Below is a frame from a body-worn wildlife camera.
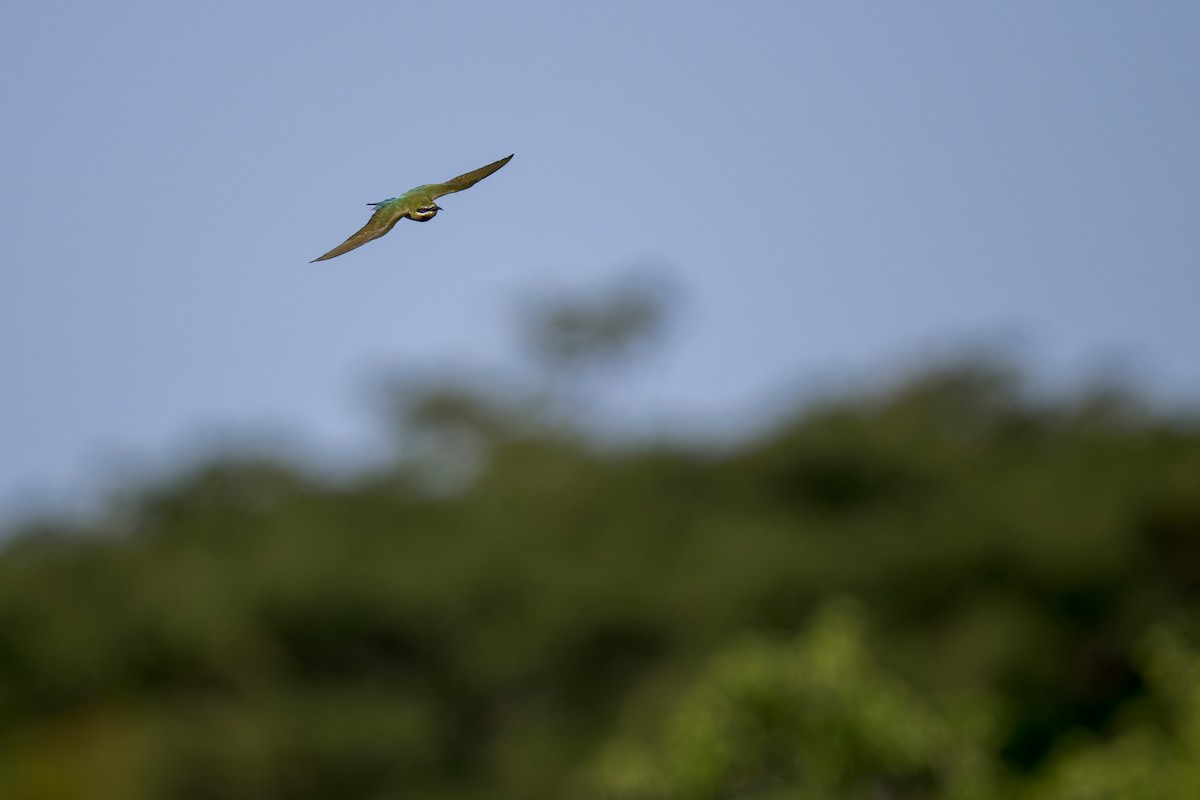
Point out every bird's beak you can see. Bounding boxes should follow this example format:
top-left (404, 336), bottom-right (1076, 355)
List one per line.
top-left (434, 205), bottom-right (443, 211)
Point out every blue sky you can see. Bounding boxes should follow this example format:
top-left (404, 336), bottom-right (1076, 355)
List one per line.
top-left (2, 2), bottom-right (1198, 518)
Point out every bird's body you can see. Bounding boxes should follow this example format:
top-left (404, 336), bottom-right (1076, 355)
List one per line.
top-left (311, 154), bottom-right (513, 262)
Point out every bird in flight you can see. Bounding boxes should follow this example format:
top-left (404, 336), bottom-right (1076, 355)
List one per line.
top-left (311, 154), bottom-right (513, 262)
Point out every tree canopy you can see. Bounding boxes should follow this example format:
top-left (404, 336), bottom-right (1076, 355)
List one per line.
top-left (2, 288), bottom-right (1198, 799)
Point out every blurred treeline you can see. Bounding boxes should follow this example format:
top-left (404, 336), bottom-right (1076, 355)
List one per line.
top-left (2, 283), bottom-right (1200, 800)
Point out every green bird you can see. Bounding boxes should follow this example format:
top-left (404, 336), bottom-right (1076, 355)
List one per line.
top-left (311, 154), bottom-right (513, 263)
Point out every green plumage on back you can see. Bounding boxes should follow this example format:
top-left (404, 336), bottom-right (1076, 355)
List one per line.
top-left (311, 154), bottom-right (513, 263)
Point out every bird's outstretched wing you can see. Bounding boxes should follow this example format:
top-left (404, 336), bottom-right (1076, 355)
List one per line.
top-left (311, 201), bottom-right (406, 262)
top-left (428, 154), bottom-right (514, 199)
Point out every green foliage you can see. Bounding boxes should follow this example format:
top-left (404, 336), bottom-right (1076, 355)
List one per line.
top-left (583, 601), bottom-right (1005, 800)
top-left (1, 304), bottom-right (1199, 799)
top-left (1027, 629), bottom-right (1200, 800)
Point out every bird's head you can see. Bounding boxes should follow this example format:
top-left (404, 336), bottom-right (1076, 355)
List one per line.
top-left (410, 200), bottom-right (442, 222)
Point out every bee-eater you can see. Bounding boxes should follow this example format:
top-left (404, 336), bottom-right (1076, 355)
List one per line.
top-left (311, 154), bottom-right (513, 263)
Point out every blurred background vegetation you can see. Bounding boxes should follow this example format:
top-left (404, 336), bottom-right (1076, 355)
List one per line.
top-left (2, 280), bottom-right (1199, 800)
